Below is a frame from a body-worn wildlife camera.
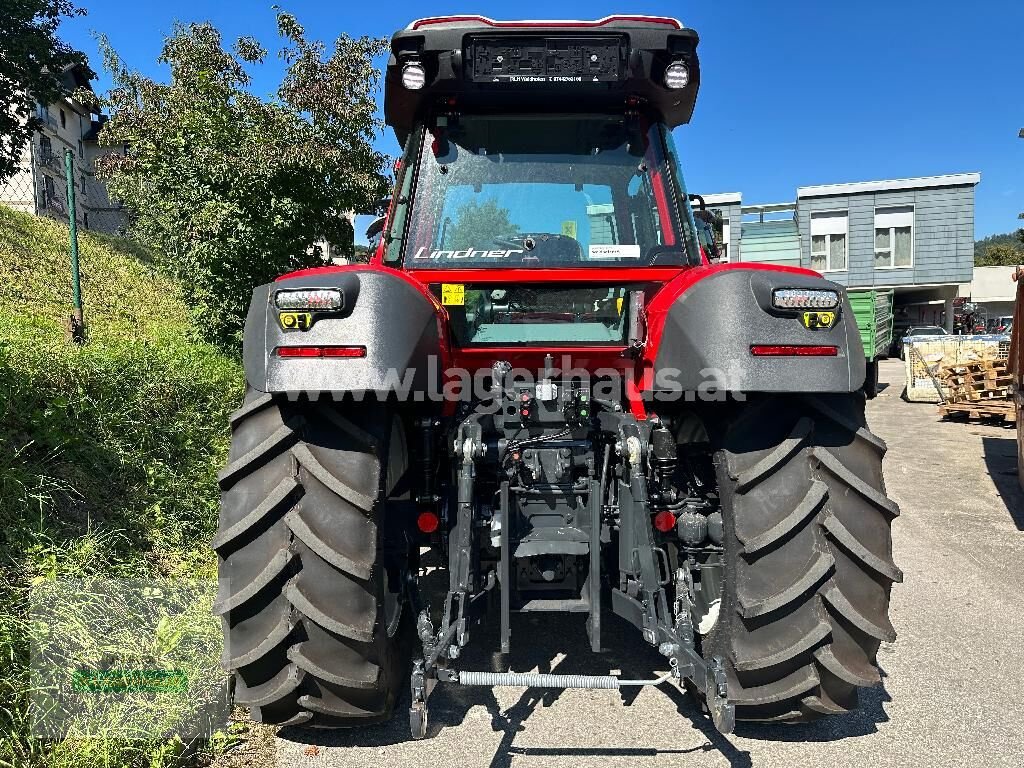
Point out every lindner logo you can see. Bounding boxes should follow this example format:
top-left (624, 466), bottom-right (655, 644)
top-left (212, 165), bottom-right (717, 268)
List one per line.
top-left (412, 247), bottom-right (525, 261)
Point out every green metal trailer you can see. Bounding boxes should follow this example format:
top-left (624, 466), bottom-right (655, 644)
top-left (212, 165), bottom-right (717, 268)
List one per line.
top-left (847, 288), bottom-right (894, 398)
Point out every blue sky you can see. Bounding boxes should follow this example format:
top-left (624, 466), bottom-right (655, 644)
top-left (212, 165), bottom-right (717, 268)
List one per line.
top-left (59, 1), bottom-right (1023, 238)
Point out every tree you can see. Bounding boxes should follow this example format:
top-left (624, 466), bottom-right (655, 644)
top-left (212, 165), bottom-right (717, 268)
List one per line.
top-left (444, 198), bottom-right (519, 250)
top-left (975, 244), bottom-right (1024, 268)
top-left (95, 13), bottom-right (390, 343)
top-left (0, 0), bottom-right (92, 182)
top-left (975, 231), bottom-right (1023, 259)
top-left (352, 243), bottom-right (373, 263)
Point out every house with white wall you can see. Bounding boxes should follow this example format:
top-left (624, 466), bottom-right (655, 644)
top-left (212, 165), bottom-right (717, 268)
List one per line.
top-left (0, 64), bottom-right (126, 233)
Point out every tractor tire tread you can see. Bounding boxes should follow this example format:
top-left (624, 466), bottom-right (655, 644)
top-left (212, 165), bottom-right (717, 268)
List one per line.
top-left (217, 387), bottom-right (407, 726)
top-left (707, 393), bottom-right (899, 723)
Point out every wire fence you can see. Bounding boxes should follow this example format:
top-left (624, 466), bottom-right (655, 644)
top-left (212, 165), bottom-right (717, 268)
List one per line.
top-left (0, 142), bottom-right (128, 237)
top-left (0, 142), bottom-right (129, 341)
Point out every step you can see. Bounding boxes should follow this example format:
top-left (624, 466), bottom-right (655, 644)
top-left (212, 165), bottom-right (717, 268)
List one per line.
top-left (515, 598), bottom-right (590, 613)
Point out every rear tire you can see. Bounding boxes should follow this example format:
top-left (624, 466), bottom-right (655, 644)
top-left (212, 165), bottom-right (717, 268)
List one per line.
top-left (705, 393), bottom-right (901, 722)
top-left (863, 360), bottom-right (879, 399)
top-left (214, 387), bottom-right (412, 727)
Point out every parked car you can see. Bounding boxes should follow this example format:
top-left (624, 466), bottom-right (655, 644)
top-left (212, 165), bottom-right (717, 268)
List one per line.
top-left (987, 315), bottom-right (1014, 334)
top-left (897, 325), bottom-right (950, 360)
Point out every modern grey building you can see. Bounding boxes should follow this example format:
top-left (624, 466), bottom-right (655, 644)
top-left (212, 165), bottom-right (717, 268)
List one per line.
top-left (705, 173), bottom-right (981, 330)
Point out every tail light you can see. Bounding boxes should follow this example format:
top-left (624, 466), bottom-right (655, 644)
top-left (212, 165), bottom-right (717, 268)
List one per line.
top-left (275, 346), bottom-right (367, 358)
top-left (750, 345), bottom-right (838, 357)
top-left (771, 288), bottom-right (840, 310)
top-left (275, 289), bottom-right (344, 311)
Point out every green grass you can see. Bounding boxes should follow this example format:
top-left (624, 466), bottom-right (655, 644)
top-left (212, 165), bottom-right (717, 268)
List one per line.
top-left (0, 206), bottom-right (245, 767)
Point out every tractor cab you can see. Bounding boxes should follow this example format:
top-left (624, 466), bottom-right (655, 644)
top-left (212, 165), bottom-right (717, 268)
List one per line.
top-left (377, 15), bottom-right (704, 352)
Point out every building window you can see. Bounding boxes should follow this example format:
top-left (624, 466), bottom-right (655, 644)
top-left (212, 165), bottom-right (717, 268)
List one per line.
top-left (875, 206), bottom-right (914, 268)
top-left (43, 175), bottom-right (56, 205)
top-left (810, 211), bottom-right (848, 272)
top-left (60, 109), bottom-right (66, 129)
top-left (39, 135), bottom-right (53, 163)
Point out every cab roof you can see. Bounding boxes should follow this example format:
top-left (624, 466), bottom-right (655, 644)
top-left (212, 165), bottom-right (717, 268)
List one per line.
top-left (405, 15), bottom-right (685, 31)
top-left (385, 15), bottom-right (700, 146)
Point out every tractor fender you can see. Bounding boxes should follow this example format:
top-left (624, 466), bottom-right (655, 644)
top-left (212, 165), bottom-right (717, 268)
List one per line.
top-left (644, 265), bottom-right (866, 394)
top-left (243, 267), bottom-right (445, 398)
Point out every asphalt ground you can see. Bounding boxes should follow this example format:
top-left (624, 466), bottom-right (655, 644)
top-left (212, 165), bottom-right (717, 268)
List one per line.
top-left (261, 359), bottom-right (1024, 768)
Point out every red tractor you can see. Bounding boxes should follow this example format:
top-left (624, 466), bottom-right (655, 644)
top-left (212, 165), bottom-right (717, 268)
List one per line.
top-left (215, 15), bottom-right (900, 738)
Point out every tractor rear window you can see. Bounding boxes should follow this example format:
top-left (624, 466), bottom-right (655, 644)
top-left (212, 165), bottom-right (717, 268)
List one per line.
top-left (399, 115), bottom-right (699, 268)
top-left (439, 284), bottom-right (632, 346)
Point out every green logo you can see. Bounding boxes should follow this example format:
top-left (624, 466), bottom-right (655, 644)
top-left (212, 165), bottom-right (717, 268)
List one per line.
top-left (71, 669), bottom-right (188, 693)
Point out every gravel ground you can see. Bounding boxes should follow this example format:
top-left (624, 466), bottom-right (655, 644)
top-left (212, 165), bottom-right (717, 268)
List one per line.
top-left (256, 359), bottom-right (1024, 768)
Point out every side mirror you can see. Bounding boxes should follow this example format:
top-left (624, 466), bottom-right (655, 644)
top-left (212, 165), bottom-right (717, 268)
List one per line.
top-left (365, 216), bottom-right (386, 241)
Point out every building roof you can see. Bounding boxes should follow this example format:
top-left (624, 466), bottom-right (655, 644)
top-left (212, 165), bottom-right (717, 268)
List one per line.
top-left (701, 192), bottom-right (742, 205)
top-left (741, 202), bottom-right (796, 215)
top-left (797, 173), bottom-right (981, 199)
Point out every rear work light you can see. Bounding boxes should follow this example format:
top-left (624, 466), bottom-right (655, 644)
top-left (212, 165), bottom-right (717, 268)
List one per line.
top-left (772, 288), bottom-right (840, 310)
top-left (275, 346), bottom-right (366, 358)
top-left (275, 289), bottom-right (343, 311)
top-left (401, 61), bottom-right (427, 90)
top-left (751, 345), bottom-right (838, 357)
top-left (663, 62), bottom-right (690, 90)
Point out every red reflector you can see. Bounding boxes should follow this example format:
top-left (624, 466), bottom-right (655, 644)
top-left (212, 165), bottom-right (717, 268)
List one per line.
top-left (275, 346), bottom-right (367, 358)
top-left (322, 346), bottom-right (367, 358)
top-left (653, 511), bottom-right (676, 533)
top-left (417, 511), bottom-right (440, 534)
top-left (275, 346), bottom-right (321, 358)
top-left (750, 345), bottom-right (838, 357)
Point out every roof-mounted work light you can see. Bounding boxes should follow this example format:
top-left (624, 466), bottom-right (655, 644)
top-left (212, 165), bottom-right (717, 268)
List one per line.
top-left (664, 61), bottom-right (690, 90)
top-left (402, 61), bottom-right (427, 90)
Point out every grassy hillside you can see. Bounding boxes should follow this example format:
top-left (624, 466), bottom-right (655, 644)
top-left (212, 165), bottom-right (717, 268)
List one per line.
top-left (0, 206), bottom-right (244, 767)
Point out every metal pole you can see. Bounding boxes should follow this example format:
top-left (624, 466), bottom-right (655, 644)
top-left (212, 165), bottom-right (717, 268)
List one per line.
top-left (64, 149), bottom-right (85, 343)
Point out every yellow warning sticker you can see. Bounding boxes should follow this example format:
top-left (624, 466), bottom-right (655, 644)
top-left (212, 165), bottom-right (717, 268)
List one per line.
top-left (561, 220), bottom-right (578, 239)
top-left (278, 311), bottom-right (312, 331)
top-left (801, 311), bottom-right (836, 329)
top-left (441, 284), bottom-right (465, 306)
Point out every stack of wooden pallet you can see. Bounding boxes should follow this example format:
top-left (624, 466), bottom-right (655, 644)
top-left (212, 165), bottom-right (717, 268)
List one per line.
top-left (937, 359), bottom-right (1016, 423)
